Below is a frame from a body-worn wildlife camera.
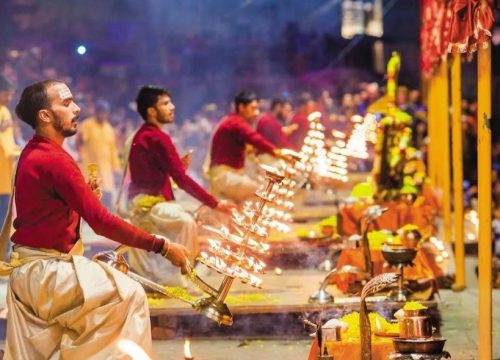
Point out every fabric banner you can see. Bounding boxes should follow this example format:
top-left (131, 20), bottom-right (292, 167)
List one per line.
top-left (420, 0), bottom-right (453, 76)
top-left (421, 0), bottom-right (495, 75)
top-left (448, 0), bottom-right (494, 53)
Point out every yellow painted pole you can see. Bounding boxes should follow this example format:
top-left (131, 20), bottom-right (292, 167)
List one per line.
top-left (434, 74), bottom-right (442, 190)
top-left (437, 59), bottom-right (452, 244)
top-left (451, 53), bottom-right (465, 290)
top-left (427, 75), bottom-right (437, 186)
top-left (477, 43), bottom-right (492, 360)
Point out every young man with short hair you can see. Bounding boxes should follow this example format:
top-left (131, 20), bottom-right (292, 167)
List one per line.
top-left (126, 85), bottom-right (233, 286)
top-left (208, 91), bottom-right (284, 202)
top-left (1, 80), bottom-right (189, 359)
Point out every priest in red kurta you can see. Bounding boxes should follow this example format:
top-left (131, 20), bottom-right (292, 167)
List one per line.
top-left (288, 92), bottom-right (317, 150)
top-left (256, 98), bottom-right (295, 148)
top-left (208, 91), bottom-right (281, 202)
top-left (0, 80), bottom-right (190, 359)
top-left (125, 85), bottom-right (233, 286)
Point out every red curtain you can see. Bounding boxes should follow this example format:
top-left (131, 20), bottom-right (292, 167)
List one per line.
top-left (420, 0), bottom-right (453, 76)
top-left (420, 0), bottom-right (494, 76)
top-left (448, 0), bottom-right (494, 53)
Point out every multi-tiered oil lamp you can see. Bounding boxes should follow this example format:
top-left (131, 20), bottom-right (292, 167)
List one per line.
top-left (93, 162), bottom-right (293, 326)
top-left (242, 151), bottom-right (304, 234)
top-left (194, 165), bottom-right (285, 325)
top-left (299, 112), bottom-right (348, 183)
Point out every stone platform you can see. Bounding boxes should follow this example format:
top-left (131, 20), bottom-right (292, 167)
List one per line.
top-left (147, 269), bottom-right (438, 339)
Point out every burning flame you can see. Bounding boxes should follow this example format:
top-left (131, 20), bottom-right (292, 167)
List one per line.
top-left (197, 160), bottom-right (297, 294)
top-left (429, 236), bottom-right (450, 263)
top-left (332, 130), bottom-right (346, 139)
top-left (307, 111), bottom-right (322, 121)
top-left (198, 252), bottom-right (264, 287)
top-left (299, 112), bottom-right (351, 182)
top-left (184, 338), bottom-right (193, 359)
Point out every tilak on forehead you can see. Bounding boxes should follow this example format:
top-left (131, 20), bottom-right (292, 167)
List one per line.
top-left (58, 85), bottom-right (72, 100)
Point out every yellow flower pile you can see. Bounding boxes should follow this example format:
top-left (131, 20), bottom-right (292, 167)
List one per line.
top-left (367, 230), bottom-right (395, 250)
top-left (146, 287), bottom-right (281, 307)
top-left (147, 286), bottom-right (197, 307)
top-left (339, 311), bottom-right (399, 340)
top-left (350, 182), bottom-right (375, 200)
top-left (225, 293), bottom-right (279, 304)
top-left (402, 301), bottom-right (427, 311)
top-left (400, 224), bottom-right (419, 231)
top-left (132, 194), bottom-right (165, 210)
top-left (296, 225), bottom-right (322, 239)
top-left (147, 297), bottom-right (167, 307)
top-left (319, 215), bottom-right (337, 228)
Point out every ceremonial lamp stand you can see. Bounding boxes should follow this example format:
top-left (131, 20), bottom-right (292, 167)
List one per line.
top-left (93, 165), bottom-right (286, 326)
top-left (194, 165), bottom-right (285, 325)
top-left (308, 205), bottom-right (387, 304)
top-left (381, 247), bottom-right (417, 301)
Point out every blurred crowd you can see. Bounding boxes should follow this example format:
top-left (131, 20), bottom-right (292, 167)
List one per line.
top-left (0, 46), bottom-right (495, 230)
top-left (0, 56), bottom-right (417, 199)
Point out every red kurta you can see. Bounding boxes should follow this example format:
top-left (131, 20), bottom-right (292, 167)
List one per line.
top-left (210, 113), bottom-right (276, 169)
top-left (129, 124), bottom-right (218, 208)
top-left (288, 112), bottom-right (309, 150)
top-left (12, 135), bottom-right (163, 253)
top-left (256, 113), bottom-right (290, 148)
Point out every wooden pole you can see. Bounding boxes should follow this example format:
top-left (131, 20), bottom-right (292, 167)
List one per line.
top-left (427, 75), bottom-right (438, 186)
top-left (437, 59), bottom-right (452, 244)
top-left (477, 43), bottom-right (492, 360)
top-left (451, 53), bottom-right (465, 290)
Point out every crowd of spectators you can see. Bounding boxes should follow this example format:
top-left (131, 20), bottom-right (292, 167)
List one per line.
top-left (0, 23), bottom-right (493, 220)
top-left (5, 42), bottom-right (500, 250)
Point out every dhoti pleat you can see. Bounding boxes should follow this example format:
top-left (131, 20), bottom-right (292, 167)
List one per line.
top-left (208, 165), bottom-right (259, 202)
top-left (128, 199), bottom-right (197, 286)
top-left (4, 247), bottom-right (152, 360)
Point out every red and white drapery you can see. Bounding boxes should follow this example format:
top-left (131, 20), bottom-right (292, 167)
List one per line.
top-left (420, 0), bottom-right (453, 76)
top-left (420, 0), bottom-right (495, 76)
top-left (448, 0), bottom-right (495, 53)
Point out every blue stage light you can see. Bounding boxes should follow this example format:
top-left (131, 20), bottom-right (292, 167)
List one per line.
top-left (76, 45), bottom-right (87, 55)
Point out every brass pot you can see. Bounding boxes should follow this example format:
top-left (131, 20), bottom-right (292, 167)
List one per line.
top-left (399, 309), bottom-right (432, 338)
top-left (393, 337), bottom-right (446, 354)
top-left (381, 247), bottom-right (417, 265)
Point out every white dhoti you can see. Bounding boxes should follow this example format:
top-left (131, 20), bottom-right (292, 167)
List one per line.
top-left (127, 195), bottom-right (198, 286)
top-left (174, 189), bottom-right (231, 229)
top-left (2, 241), bottom-right (152, 360)
top-left (208, 165), bottom-right (259, 203)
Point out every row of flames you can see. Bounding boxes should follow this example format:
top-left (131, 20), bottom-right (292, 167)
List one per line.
top-left (175, 114), bottom-right (377, 358)
top-left (198, 159), bottom-right (303, 288)
top-left (299, 111), bottom-right (378, 183)
top-left (188, 111), bottom-right (378, 301)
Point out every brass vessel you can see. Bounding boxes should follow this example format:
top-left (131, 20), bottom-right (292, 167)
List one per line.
top-left (398, 309), bottom-right (432, 338)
